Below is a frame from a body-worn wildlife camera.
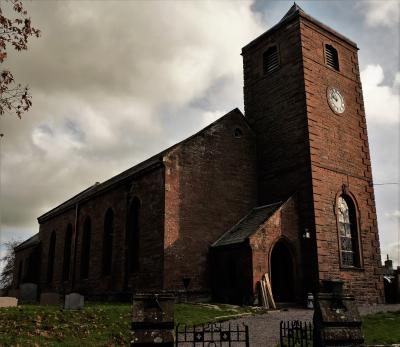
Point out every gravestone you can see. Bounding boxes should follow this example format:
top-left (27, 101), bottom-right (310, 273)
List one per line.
top-left (0, 297), bottom-right (18, 307)
top-left (40, 292), bottom-right (60, 305)
top-left (19, 283), bottom-right (38, 304)
top-left (64, 293), bottom-right (84, 310)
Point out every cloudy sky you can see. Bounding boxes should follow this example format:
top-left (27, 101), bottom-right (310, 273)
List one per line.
top-left (0, 0), bottom-right (399, 268)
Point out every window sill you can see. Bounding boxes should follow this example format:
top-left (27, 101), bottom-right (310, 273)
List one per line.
top-left (340, 265), bottom-right (364, 272)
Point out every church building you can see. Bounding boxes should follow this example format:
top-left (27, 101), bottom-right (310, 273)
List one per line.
top-left (13, 4), bottom-right (384, 304)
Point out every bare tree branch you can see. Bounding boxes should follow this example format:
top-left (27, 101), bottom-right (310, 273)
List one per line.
top-left (0, 0), bottom-right (40, 119)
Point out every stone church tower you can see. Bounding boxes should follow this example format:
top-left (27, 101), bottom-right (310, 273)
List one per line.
top-left (242, 4), bottom-right (383, 301)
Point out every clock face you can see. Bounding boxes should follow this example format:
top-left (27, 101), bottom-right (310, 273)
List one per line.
top-left (327, 87), bottom-right (345, 114)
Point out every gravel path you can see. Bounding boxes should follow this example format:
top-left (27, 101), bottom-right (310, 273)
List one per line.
top-left (225, 304), bottom-right (400, 347)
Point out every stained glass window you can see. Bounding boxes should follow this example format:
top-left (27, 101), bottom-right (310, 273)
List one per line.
top-left (338, 196), bottom-right (358, 267)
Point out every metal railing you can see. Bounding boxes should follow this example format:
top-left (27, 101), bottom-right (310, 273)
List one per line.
top-left (175, 322), bottom-right (249, 347)
top-left (279, 320), bottom-right (313, 347)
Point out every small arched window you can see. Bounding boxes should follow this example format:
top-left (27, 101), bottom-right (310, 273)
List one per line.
top-left (127, 197), bottom-right (140, 273)
top-left (63, 224), bottom-right (73, 281)
top-left (325, 44), bottom-right (339, 71)
top-left (80, 217), bottom-right (91, 279)
top-left (263, 46), bottom-right (279, 74)
top-left (102, 208), bottom-right (114, 276)
top-left (337, 195), bottom-right (360, 267)
top-left (47, 231), bottom-right (56, 283)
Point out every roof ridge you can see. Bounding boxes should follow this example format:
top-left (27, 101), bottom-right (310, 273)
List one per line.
top-left (212, 202), bottom-right (284, 247)
top-left (14, 233), bottom-right (40, 251)
top-left (253, 201), bottom-right (283, 210)
top-left (279, 2), bottom-right (305, 23)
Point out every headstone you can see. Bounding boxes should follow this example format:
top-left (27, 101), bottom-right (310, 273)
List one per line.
top-left (19, 283), bottom-right (38, 304)
top-left (64, 293), bottom-right (84, 310)
top-left (313, 280), bottom-right (364, 346)
top-left (0, 297), bottom-right (18, 308)
top-left (131, 292), bottom-right (175, 346)
top-left (40, 292), bottom-right (60, 305)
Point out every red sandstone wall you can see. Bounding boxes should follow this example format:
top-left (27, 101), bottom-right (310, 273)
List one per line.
top-left (250, 197), bottom-right (302, 301)
top-left (38, 166), bottom-right (165, 297)
top-left (39, 208), bottom-right (75, 292)
top-left (242, 18), bottom-right (318, 295)
top-left (163, 109), bottom-right (257, 294)
top-left (300, 16), bottom-right (384, 303)
top-left (13, 245), bottom-right (41, 287)
top-left (242, 20), bottom-right (311, 205)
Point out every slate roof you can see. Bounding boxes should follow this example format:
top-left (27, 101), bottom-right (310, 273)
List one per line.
top-left (212, 202), bottom-right (282, 247)
top-left (14, 233), bottom-right (40, 251)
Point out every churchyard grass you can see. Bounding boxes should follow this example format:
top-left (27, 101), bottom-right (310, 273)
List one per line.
top-left (0, 304), bottom-right (398, 346)
top-left (362, 310), bottom-right (400, 345)
top-left (0, 302), bottom-right (262, 346)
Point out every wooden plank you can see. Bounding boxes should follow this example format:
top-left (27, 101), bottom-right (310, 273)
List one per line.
top-left (259, 280), bottom-right (269, 309)
top-left (262, 279), bottom-right (270, 309)
top-left (263, 273), bottom-right (276, 309)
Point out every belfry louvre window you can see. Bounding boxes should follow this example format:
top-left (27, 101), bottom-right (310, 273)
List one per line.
top-left (337, 195), bottom-right (360, 267)
top-left (325, 44), bottom-right (339, 71)
top-left (263, 46), bottom-right (279, 74)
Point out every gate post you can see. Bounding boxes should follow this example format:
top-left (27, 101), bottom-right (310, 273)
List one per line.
top-left (131, 292), bottom-right (175, 346)
top-left (313, 280), bottom-right (363, 346)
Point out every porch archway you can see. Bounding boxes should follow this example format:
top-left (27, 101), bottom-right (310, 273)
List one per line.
top-left (270, 240), bottom-right (295, 302)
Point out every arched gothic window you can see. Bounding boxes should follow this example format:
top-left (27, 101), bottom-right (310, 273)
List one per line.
top-left (80, 217), bottom-right (91, 279)
top-left (102, 209), bottom-right (114, 276)
top-left (127, 197), bottom-right (140, 273)
top-left (47, 231), bottom-right (56, 283)
top-left (337, 195), bottom-right (360, 267)
top-left (62, 224), bottom-right (73, 281)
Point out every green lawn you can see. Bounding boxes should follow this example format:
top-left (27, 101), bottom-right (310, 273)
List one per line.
top-left (0, 303), bottom-right (262, 346)
top-left (363, 310), bottom-right (400, 345)
top-left (0, 304), bottom-right (398, 346)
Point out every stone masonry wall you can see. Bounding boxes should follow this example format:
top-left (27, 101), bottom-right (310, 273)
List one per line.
top-left (299, 16), bottom-right (384, 303)
top-left (163, 109), bottom-right (258, 294)
top-left (242, 18), bottom-right (319, 295)
top-left (38, 166), bottom-right (165, 297)
top-left (250, 196), bottom-right (302, 301)
top-left (14, 244), bottom-right (41, 287)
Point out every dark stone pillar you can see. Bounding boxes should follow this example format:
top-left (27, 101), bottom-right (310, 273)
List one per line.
top-left (131, 293), bottom-right (174, 346)
top-left (313, 280), bottom-right (364, 346)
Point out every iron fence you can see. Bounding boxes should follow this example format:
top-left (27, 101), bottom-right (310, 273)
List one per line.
top-left (279, 320), bottom-right (313, 347)
top-left (175, 322), bottom-right (249, 347)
